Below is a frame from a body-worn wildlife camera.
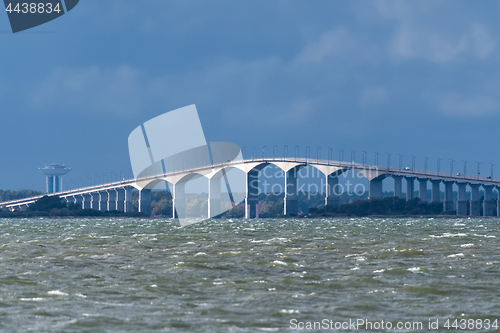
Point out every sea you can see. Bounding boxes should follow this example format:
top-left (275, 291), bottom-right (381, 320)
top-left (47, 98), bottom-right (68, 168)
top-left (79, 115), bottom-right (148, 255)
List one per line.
top-left (0, 217), bottom-right (498, 332)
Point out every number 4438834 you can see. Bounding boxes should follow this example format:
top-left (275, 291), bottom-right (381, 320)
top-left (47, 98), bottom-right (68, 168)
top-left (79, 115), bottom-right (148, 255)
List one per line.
top-left (5, 3), bottom-right (61, 14)
top-left (444, 319), bottom-right (498, 330)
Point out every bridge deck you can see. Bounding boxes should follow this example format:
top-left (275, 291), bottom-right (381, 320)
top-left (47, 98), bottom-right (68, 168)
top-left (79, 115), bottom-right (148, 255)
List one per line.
top-left (1, 158), bottom-right (500, 210)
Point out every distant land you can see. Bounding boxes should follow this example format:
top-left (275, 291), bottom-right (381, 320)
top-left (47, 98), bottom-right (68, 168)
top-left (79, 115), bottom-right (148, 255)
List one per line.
top-left (0, 190), bottom-right (476, 218)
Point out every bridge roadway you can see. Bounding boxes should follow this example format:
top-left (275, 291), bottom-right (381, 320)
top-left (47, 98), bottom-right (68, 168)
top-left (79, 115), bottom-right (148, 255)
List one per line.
top-left (2, 158), bottom-right (500, 217)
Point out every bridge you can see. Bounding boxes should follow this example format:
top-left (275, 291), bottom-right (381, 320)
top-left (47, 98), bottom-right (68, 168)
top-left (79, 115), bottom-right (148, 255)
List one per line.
top-left (2, 156), bottom-right (500, 218)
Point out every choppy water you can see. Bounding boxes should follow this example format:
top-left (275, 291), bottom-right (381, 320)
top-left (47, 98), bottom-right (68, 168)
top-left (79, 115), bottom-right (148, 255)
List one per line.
top-left (0, 217), bottom-right (499, 332)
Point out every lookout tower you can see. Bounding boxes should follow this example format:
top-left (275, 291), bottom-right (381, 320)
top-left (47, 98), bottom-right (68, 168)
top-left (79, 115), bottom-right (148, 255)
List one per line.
top-left (39, 164), bottom-right (71, 194)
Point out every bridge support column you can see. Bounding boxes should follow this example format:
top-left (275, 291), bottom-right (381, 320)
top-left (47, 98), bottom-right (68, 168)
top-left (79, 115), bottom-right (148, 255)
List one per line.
top-left (393, 175), bottom-right (403, 198)
top-left (443, 181), bottom-right (454, 211)
top-left (82, 194), bottom-right (91, 209)
top-left (73, 195), bottom-right (83, 209)
top-left (456, 182), bottom-right (467, 216)
top-left (107, 189), bottom-right (117, 211)
top-left (90, 193), bottom-right (99, 210)
top-left (418, 178), bottom-right (428, 203)
top-left (139, 189), bottom-right (152, 216)
top-left (116, 188), bottom-right (125, 212)
top-left (284, 168), bottom-right (299, 215)
top-left (483, 185), bottom-right (494, 217)
top-left (173, 183), bottom-right (186, 218)
top-left (125, 187), bottom-right (133, 213)
top-left (209, 177), bottom-right (222, 218)
top-left (99, 191), bottom-right (108, 212)
top-left (497, 187), bottom-right (500, 217)
top-left (469, 184), bottom-right (480, 216)
top-left (325, 174), bottom-right (340, 208)
top-left (369, 177), bottom-right (384, 200)
top-left (245, 171), bottom-right (259, 218)
top-left (430, 180), bottom-right (441, 203)
top-left (405, 177), bottom-right (415, 201)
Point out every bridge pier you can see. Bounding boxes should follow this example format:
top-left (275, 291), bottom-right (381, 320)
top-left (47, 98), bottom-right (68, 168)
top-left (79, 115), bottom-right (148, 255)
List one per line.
top-left (173, 183), bottom-right (186, 218)
top-left (125, 187), bottom-right (133, 213)
top-left (99, 191), bottom-right (108, 212)
top-left (73, 195), bottom-right (83, 209)
top-left (483, 185), bottom-right (494, 217)
top-left (116, 188), bottom-right (125, 212)
top-left (90, 193), bottom-right (99, 210)
top-left (107, 189), bottom-right (117, 211)
top-left (497, 187), bottom-right (500, 217)
top-left (456, 182), bottom-right (467, 216)
top-left (443, 181), bottom-right (454, 212)
top-left (469, 184), bottom-right (481, 216)
top-left (209, 177), bottom-right (222, 218)
top-left (418, 178), bottom-right (428, 203)
top-left (245, 171), bottom-right (259, 218)
top-left (325, 174), bottom-right (340, 208)
top-left (430, 180), bottom-right (441, 203)
top-left (139, 189), bottom-right (152, 216)
top-left (369, 176), bottom-right (384, 199)
top-left (405, 177), bottom-right (415, 200)
top-left (393, 175), bottom-right (403, 198)
top-left (82, 193), bottom-right (91, 209)
top-left (284, 168), bottom-right (299, 215)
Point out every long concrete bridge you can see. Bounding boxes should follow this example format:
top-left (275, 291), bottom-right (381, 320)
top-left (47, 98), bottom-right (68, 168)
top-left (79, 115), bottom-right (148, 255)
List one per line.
top-left (2, 157), bottom-right (500, 217)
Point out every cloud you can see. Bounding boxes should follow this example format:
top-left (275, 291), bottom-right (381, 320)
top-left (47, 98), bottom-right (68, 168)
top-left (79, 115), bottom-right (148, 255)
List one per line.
top-left (359, 87), bottom-right (388, 108)
top-left (390, 24), bottom-right (496, 63)
top-left (295, 28), bottom-right (356, 64)
top-left (31, 66), bottom-right (143, 117)
top-left (435, 94), bottom-right (499, 117)
top-left (374, 1), bottom-right (497, 63)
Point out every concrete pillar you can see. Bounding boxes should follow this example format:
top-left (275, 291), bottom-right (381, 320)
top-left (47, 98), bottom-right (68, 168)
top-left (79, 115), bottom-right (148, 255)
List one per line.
top-left (99, 191), bottom-right (108, 211)
top-left (125, 187), bottom-right (133, 213)
top-left (325, 173), bottom-right (340, 207)
top-left (245, 171), bottom-right (259, 218)
top-left (405, 177), bottom-right (415, 201)
top-left (369, 177), bottom-right (384, 199)
top-left (456, 182), bottom-right (467, 216)
top-left (116, 188), bottom-right (125, 212)
top-left (107, 189), bottom-right (117, 211)
top-left (497, 187), bottom-right (500, 217)
top-left (483, 185), bottom-right (494, 217)
top-left (47, 176), bottom-right (54, 194)
top-left (418, 178), bottom-right (428, 203)
top-left (90, 193), bottom-right (100, 210)
top-left (82, 194), bottom-right (91, 209)
top-left (54, 176), bottom-right (61, 193)
top-left (73, 195), bottom-right (83, 209)
top-left (430, 180), bottom-right (441, 203)
top-left (284, 168), bottom-right (299, 215)
top-left (443, 181), bottom-right (454, 211)
top-left (139, 189), bottom-right (152, 216)
top-left (173, 182), bottom-right (186, 218)
top-left (393, 175), bottom-right (403, 198)
top-left (208, 177), bottom-right (222, 218)
top-left (469, 184), bottom-right (480, 217)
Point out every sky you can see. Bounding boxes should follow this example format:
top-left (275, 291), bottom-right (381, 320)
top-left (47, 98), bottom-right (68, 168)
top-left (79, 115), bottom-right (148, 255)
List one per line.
top-left (1, 0), bottom-right (500, 192)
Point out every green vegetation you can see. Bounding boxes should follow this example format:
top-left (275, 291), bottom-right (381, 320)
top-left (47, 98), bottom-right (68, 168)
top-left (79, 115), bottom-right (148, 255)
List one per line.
top-left (222, 196), bottom-right (453, 218)
top-left (28, 195), bottom-right (67, 212)
top-left (320, 197), bottom-right (448, 217)
top-left (0, 195), bottom-right (147, 218)
top-left (0, 189), bottom-right (43, 202)
top-left (1, 189), bottom-right (467, 219)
